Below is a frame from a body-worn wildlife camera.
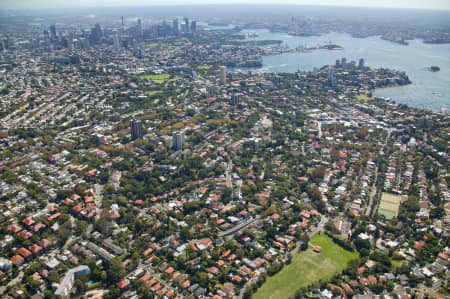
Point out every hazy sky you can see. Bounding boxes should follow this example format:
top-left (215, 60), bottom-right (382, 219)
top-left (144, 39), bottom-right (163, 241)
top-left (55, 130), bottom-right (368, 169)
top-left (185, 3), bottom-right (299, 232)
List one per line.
top-left (1, 0), bottom-right (450, 11)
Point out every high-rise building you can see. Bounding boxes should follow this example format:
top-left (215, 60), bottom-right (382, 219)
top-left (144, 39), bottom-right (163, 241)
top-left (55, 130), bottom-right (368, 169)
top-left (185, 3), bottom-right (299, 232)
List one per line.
top-left (335, 59), bottom-right (341, 68)
top-left (207, 85), bottom-right (217, 97)
top-left (328, 66), bottom-right (335, 87)
top-left (191, 21), bottom-right (197, 34)
top-left (220, 66), bottom-right (226, 85)
top-left (131, 119), bottom-right (143, 140)
top-left (50, 24), bottom-right (57, 40)
top-left (137, 19), bottom-right (143, 36)
top-left (341, 57), bottom-right (347, 69)
top-left (173, 130), bottom-right (185, 150)
top-left (90, 24), bottom-right (103, 44)
top-left (113, 35), bottom-right (120, 51)
top-left (358, 58), bottom-right (365, 69)
top-left (121, 16), bottom-right (125, 35)
top-left (313, 67), bottom-right (318, 77)
top-left (231, 93), bottom-right (242, 105)
top-left (173, 19), bottom-right (179, 35)
top-left (184, 17), bottom-right (190, 33)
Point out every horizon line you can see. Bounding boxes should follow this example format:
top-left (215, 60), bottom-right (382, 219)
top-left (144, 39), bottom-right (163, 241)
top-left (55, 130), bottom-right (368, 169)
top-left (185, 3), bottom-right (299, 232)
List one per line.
top-left (1, 3), bottom-right (450, 12)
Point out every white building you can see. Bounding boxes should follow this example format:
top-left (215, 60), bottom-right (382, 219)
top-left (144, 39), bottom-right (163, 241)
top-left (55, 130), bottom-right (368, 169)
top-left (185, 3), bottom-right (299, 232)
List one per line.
top-left (55, 265), bottom-right (90, 298)
top-left (220, 66), bottom-right (226, 85)
top-left (173, 130), bottom-right (185, 150)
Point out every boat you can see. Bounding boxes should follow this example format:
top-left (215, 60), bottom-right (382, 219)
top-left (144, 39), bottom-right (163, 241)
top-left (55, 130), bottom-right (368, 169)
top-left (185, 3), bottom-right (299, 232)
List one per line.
top-left (428, 66), bottom-right (440, 72)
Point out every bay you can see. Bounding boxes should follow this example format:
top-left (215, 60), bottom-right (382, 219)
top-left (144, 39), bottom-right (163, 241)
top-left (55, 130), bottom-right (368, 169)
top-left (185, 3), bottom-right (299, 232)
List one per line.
top-left (234, 29), bottom-right (450, 112)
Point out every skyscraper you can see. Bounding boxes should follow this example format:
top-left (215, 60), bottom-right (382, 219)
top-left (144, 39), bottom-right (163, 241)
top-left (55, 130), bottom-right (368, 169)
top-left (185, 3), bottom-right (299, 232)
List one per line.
top-left (113, 35), bottom-right (120, 52)
top-left (191, 21), bottom-right (197, 34)
top-left (335, 59), bottom-right (341, 68)
top-left (341, 57), bottom-right (347, 69)
top-left (121, 16), bottom-right (125, 35)
top-left (328, 66), bottom-right (335, 87)
top-left (173, 19), bottom-right (179, 35)
top-left (358, 58), bottom-right (365, 69)
top-left (90, 24), bottom-right (103, 44)
top-left (184, 17), bottom-right (190, 33)
top-left (137, 19), bottom-right (143, 38)
top-left (173, 130), bottom-right (185, 150)
top-left (50, 24), bottom-right (57, 40)
top-left (131, 119), bottom-right (143, 140)
top-left (220, 66), bottom-right (226, 85)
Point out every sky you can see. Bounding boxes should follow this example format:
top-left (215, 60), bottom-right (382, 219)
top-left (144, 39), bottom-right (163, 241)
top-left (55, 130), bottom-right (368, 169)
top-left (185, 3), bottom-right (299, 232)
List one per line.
top-left (1, 0), bottom-right (450, 11)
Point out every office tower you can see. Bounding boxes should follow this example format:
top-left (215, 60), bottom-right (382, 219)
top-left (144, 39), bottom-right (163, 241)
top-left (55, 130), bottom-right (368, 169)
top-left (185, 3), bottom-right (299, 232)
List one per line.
top-left (341, 57), bottom-right (347, 69)
top-left (335, 59), bottom-right (341, 68)
top-left (358, 58), bottom-right (365, 69)
top-left (313, 67), bottom-right (318, 77)
top-left (137, 19), bottom-right (143, 36)
top-left (90, 24), bottom-right (103, 44)
top-left (173, 19), bottom-right (179, 35)
top-left (191, 21), bottom-right (197, 34)
top-left (231, 93), bottom-right (242, 105)
top-left (43, 30), bottom-right (50, 40)
top-left (173, 130), bottom-right (185, 150)
top-left (67, 38), bottom-right (73, 52)
top-left (131, 119), bottom-right (143, 140)
top-left (328, 66), bottom-right (335, 87)
top-left (192, 71), bottom-right (198, 80)
top-left (50, 24), bottom-right (57, 40)
top-left (184, 17), bottom-right (189, 33)
top-left (113, 35), bottom-right (120, 51)
top-left (220, 66), bottom-right (226, 85)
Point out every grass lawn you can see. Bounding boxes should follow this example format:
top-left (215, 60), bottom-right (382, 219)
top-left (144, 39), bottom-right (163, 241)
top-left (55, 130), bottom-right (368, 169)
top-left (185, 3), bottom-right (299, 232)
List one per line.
top-left (144, 42), bottom-right (170, 47)
top-left (392, 259), bottom-right (404, 269)
top-left (355, 94), bottom-right (374, 102)
top-left (253, 234), bottom-right (359, 299)
top-left (197, 65), bottom-right (213, 70)
top-left (139, 74), bottom-right (173, 84)
top-left (145, 90), bottom-right (162, 97)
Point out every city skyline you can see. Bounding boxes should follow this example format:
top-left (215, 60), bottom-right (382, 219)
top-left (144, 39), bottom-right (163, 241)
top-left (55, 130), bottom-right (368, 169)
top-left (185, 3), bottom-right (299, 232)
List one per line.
top-left (1, 0), bottom-right (450, 11)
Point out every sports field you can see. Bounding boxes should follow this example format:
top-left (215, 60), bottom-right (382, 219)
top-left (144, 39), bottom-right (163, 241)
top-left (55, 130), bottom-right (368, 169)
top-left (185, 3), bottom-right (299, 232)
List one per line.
top-left (139, 74), bottom-right (177, 84)
top-left (252, 234), bottom-right (358, 299)
top-left (145, 90), bottom-right (162, 96)
top-left (197, 65), bottom-right (213, 70)
top-left (355, 94), bottom-right (374, 102)
top-left (378, 192), bottom-right (401, 219)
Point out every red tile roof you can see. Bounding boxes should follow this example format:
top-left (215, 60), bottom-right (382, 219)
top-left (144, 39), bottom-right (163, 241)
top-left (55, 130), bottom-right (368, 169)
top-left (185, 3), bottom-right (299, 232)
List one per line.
top-left (11, 255), bottom-right (24, 266)
top-left (117, 279), bottom-right (130, 290)
top-left (17, 247), bottom-right (32, 258)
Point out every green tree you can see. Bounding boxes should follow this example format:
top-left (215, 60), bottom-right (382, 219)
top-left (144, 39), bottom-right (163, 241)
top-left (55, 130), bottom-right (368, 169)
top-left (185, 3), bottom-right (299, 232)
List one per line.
top-left (106, 257), bottom-right (125, 283)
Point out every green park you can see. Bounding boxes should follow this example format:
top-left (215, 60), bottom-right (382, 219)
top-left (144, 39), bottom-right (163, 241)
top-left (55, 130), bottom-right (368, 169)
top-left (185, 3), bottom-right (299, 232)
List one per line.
top-left (139, 74), bottom-right (177, 84)
top-left (253, 234), bottom-right (359, 299)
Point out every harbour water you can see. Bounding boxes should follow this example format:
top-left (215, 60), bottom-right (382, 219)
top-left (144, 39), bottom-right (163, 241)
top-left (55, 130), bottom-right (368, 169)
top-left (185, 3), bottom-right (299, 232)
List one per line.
top-left (234, 29), bottom-right (450, 112)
